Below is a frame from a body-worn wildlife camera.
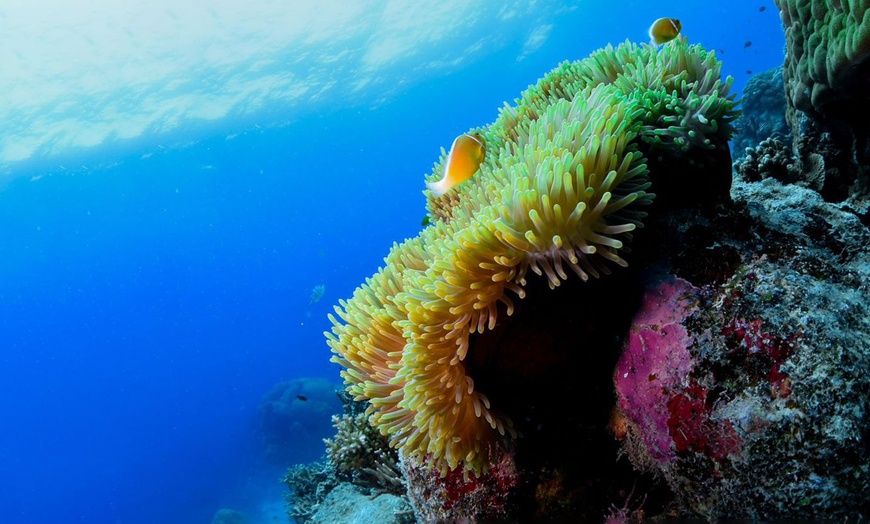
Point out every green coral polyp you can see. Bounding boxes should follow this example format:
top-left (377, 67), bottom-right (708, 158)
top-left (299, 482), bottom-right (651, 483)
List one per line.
top-left (327, 37), bottom-right (738, 477)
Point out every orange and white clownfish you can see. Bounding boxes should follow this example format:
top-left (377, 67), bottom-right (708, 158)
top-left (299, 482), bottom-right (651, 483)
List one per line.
top-left (648, 17), bottom-right (682, 46)
top-left (426, 132), bottom-right (486, 198)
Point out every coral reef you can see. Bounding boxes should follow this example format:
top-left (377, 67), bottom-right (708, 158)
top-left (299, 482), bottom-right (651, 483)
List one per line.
top-left (210, 508), bottom-right (247, 524)
top-left (774, 0), bottom-right (870, 218)
top-left (732, 66), bottom-right (789, 154)
top-left (733, 136), bottom-right (800, 184)
top-left (316, 10), bottom-right (870, 520)
top-left (775, 0), bottom-right (870, 117)
top-left (613, 177), bottom-right (870, 519)
top-left (327, 37), bottom-right (737, 483)
top-left (259, 377), bottom-right (344, 465)
top-left (283, 461), bottom-right (340, 524)
top-left (325, 412), bottom-right (405, 494)
top-left (284, 390), bottom-right (412, 522)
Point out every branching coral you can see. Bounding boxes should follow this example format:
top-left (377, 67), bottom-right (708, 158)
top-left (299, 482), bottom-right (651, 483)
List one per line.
top-left (733, 137), bottom-right (800, 183)
top-left (283, 462), bottom-right (339, 524)
top-left (325, 412), bottom-right (405, 494)
top-left (328, 38), bottom-right (737, 478)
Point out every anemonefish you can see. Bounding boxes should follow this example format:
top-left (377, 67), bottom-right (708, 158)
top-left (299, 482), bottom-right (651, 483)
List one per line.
top-left (426, 132), bottom-right (486, 198)
top-left (648, 17), bottom-right (682, 46)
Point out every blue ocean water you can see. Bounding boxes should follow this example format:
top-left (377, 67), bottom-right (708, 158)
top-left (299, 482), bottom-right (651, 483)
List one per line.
top-left (0, 2), bottom-right (784, 523)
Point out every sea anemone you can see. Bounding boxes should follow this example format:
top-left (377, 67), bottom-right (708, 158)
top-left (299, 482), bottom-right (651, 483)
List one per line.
top-left (328, 38), bottom-right (737, 477)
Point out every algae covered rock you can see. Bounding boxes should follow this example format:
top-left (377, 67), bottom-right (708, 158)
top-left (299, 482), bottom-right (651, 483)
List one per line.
top-left (308, 484), bottom-right (413, 524)
top-left (614, 177), bottom-right (870, 519)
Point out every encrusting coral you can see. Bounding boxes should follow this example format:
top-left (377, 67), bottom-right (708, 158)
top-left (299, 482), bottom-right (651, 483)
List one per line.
top-left (327, 37), bottom-right (738, 479)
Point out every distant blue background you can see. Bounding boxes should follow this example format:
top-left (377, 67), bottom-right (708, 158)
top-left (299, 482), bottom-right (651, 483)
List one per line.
top-left (0, 2), bottom-right (783, 523)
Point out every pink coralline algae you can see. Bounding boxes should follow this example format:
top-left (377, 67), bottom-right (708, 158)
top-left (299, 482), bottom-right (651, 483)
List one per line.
top-left (614, 277), bottom-right (742, 464)
top-left (614, 278), bottom-right (698, 463)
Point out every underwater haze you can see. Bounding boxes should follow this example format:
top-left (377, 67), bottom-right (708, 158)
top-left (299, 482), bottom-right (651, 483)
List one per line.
top-left (0, 1), bottom-right (784, 523)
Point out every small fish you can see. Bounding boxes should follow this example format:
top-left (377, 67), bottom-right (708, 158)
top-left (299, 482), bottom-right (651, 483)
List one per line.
top-left (648, 17), bottom-right (682, 46)
top-left (426, 133), bottom-right (486, 198)
top-left (308, 284), bottom-right (325, 305)
top-left (421, 215), bottom-right (432, 226)
top-left (746, 70), bottom-right (753, 75)
top-left (759, 5), bottom-right (766, 11)
top-left (744, 40), bottom-right (753, 48)
top-left (296, 394), bottom-right (308, 402)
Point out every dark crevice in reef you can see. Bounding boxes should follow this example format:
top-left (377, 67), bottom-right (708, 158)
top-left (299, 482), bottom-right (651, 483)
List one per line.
top-left (465, 267), bottom-right (673, 519)
top-left (640, 141), bottom-right (734, 214)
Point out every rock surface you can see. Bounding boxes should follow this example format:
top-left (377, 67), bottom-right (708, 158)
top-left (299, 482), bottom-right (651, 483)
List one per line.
top-left (613, 176), bottom-right (870, 519)
top-left (309, 483), bottom-right (413, 524)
